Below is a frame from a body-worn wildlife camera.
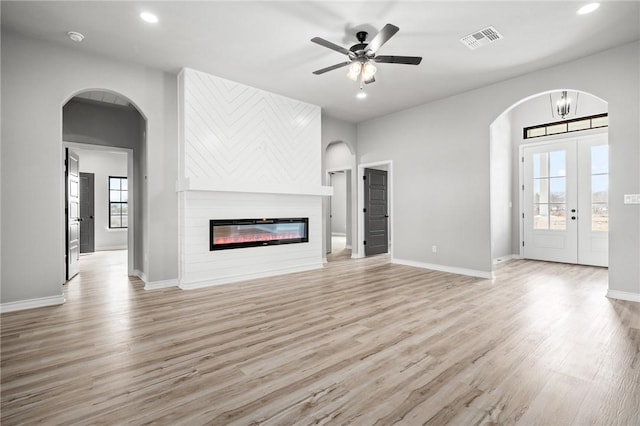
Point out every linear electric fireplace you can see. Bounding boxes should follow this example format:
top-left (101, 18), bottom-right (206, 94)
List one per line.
top-left (210, 218), bottom-right (309, 251)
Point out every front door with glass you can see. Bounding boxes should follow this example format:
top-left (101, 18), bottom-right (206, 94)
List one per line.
top-left (522, 134), bottom-right (608, 267)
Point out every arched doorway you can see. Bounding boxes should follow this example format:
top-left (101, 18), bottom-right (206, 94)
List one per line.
top-left (324, 140), bottom-right (357, 261)
top-left (490, 89), bottom-right (609, 273)
top-left (62, 89), bottom-right (146, 281)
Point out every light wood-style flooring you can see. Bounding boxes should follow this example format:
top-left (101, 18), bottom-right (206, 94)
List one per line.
top-left (1, 250), bottom-right (639, 425)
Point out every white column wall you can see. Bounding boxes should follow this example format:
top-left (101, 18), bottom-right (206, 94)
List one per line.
top-left (177, 68), bottom-right (327, 288)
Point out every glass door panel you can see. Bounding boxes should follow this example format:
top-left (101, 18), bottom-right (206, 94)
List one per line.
top-left (523, 141), bottom-right (577, 264)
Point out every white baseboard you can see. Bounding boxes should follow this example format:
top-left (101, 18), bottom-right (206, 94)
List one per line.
top-left (391, 258), bottom-right (493, 280)
top-left (345, 244), bottom-right (352, 250)
top-left (0, 294), bottom-right (65, 313)
top-left (134, 269), bottom-right (148, 283)
top-left (179, 262), bottom-right (323, 290)
top-left (133, 269), bottom-right (178, 290)
top-left (145, 279), bottom-right (179, 290)
top-left (493, 254), bottom-right (519, 265)
top-left (96, 246), bottom-right (127, 251)
top-left (606, 290), bottom-right (640, 303)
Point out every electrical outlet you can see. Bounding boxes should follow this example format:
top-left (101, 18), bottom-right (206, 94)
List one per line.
top-left (432, 245), bottom-right (437, 253)
top-left (624, 194), bottom-right (640, 204)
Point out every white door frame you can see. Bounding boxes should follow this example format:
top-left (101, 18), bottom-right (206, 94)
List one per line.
top-left (518, 129), bottom-right (608, 261)
top-left (326, 167), bottom-right (353, 255)
top-left (356, 160), bottom-right (393, 259)
top-left (61, 142), bottom-right (135, 279)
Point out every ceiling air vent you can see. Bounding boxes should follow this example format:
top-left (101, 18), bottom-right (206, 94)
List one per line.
top-left (460, 26), bottom-right (503, 50)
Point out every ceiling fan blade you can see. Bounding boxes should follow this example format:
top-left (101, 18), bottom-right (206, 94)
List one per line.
top-left (374, 55), bottom-right (422, 65)
top-left (312, 61), bottom-right (351, 75)
top-left (364, 76), bottom-right (376, 84)
top-left (367, 24), bottom-right (399, 53)
top-left (311, 37), bottom-right (351, 56)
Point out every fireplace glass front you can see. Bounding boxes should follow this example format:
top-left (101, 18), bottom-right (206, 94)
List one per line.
top-left (210, 218), bottom-right (309, 251)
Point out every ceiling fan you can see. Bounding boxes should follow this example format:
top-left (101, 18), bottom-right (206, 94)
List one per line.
top-left (311, 23), bottom-right (422, 86)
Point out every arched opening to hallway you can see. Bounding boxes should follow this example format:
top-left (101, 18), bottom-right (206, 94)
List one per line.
top-left (62, 89), bottom-right (146, 284)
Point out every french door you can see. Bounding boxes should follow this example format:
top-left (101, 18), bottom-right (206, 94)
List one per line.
top-left (522, 134), bottom-right (608, 267)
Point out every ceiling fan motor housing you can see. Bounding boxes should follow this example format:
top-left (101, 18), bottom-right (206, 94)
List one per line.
top-left (349, 43), bottom-right (368, 54)
top-left (349, 31), bottom-right (369, 54)
top-left (356, 31), bottom-right (368, 43)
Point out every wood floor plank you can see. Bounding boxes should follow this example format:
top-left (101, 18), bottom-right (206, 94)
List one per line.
top-left (1, 249), bottom-right (639, 425)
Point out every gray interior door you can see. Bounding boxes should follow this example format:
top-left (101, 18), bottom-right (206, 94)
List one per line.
top-left (80, 172), bottom-right (95, 253)
top-left (66, 148), bottom-right (81, 280)
top-left (364, 168), bottom-right (388, 256)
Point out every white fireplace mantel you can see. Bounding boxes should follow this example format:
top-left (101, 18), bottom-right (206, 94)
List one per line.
top-left (175, 178), bottom-right (333, 197)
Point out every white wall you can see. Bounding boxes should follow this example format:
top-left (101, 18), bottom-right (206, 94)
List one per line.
top-left (490, 111), bottom-right (513, 261)
top-left (180, 68), bottom-right (321, 188)
top-left (325, 141), bottom-right (354, 170)
top-left (75, 149), bottom-right (128, 251)
top-left (1, 31), bottom-right (178, 305)
top-left (357, 94), bottom-right (491, 275)
top-left (357, 41), bottom-right (640, 299)
top-left (322, 115), bottom-right (357, 155)
top-left (177, 68), bottom-right (325, 288)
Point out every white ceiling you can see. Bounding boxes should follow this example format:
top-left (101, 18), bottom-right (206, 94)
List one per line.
top-left (2, 1), bottom-right (639, 123)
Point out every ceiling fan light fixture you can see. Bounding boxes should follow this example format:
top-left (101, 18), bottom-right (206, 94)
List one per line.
top-left (347, 62), bottom-right (362, 81)
top-left (361, 62), bottom-right (377, 81)
top-left (356, 90), bottom-right (367, 99)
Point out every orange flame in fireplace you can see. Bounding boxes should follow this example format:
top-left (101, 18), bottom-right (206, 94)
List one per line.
top-left (214, 233), bottom-right (302, 245)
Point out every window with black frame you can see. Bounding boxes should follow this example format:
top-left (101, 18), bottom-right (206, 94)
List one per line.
top-left (109, 176), bottom-right (128, 228)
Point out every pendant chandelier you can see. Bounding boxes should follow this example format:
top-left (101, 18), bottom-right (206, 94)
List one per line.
top-left (557, 91), bottom-right (571, 119)
top-left (550, 90), bottom-right (578, 119)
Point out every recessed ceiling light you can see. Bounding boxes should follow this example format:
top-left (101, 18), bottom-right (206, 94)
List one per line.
top-left (577, 3), bottom-right (600, 15)
top-left (356, 91), bottom-right (367, 99)
top-left (67, 31), bottom-right (84, 43)
top-left (140, 12), bottom-right (159, 23)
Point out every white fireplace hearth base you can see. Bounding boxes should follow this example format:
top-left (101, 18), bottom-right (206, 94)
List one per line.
top-left (178, 190), bottom-right (327, 290)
